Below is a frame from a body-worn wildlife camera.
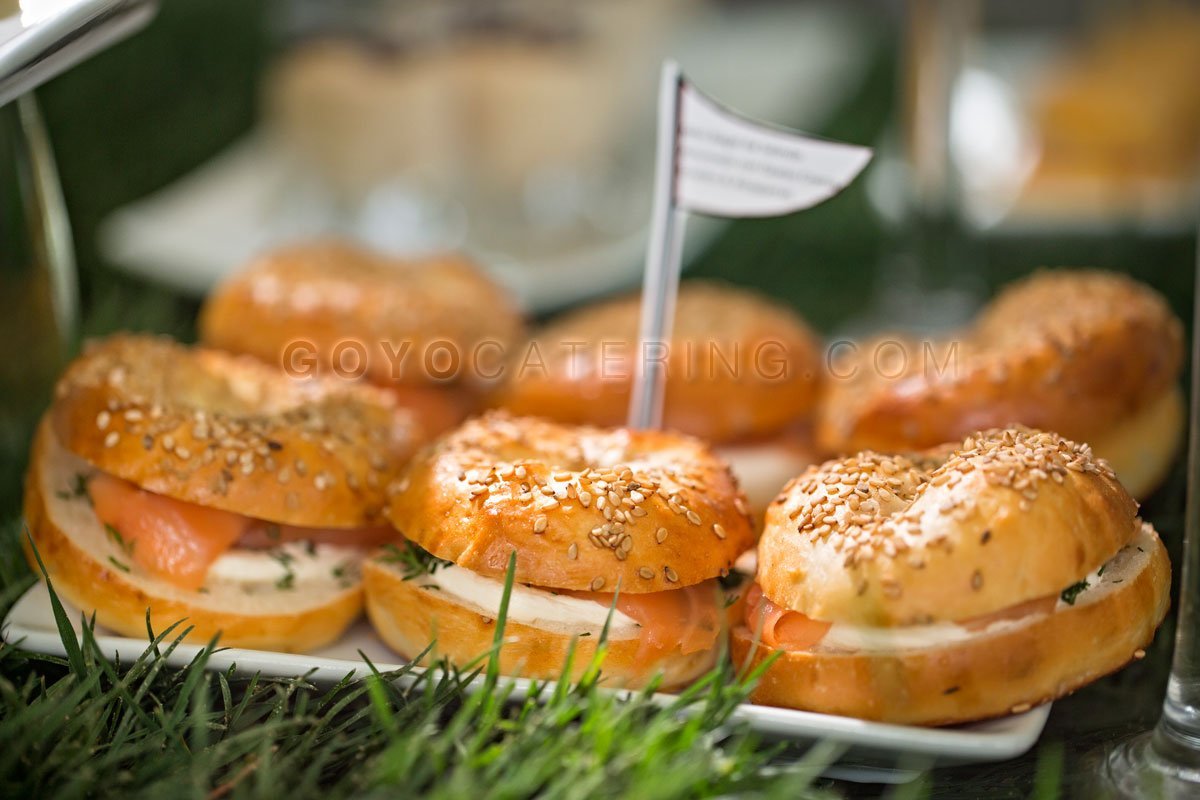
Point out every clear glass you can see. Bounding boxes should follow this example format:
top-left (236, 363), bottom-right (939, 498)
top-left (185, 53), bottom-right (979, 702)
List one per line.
top-left (0, 93), bottom-right (77, 495)
top-left (1098, 230), bottom-right (1200, 798)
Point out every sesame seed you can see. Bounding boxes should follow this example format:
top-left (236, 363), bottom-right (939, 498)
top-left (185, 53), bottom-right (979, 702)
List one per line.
top-left (104, 431), bottom-right (119, 448)
top-left (712, 523), bottom-right (726, 539)
top-left (96, 411), bottom-right (111, 430)
top-left (567, 543), bottom-right (578, 560)
top-left (590, 577), bottom-right (605, 591)
top-left (656, 528), bottom-right (668, 543)
top-left (638, 567), bottom-right (654, 580)
top-left (686, 510), bottom-right (701, 525)
top-left (533, 515), bottom-right (548, 534)
top-left (664, 566), bottom-right (679, 583)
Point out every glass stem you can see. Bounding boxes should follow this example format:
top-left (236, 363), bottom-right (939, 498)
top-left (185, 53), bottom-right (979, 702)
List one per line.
top-left (1156, 232), bottom-right (1200, 766)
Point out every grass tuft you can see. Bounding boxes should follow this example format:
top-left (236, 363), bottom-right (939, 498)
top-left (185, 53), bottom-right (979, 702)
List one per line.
top-left (0, 522), bottom-right (841, 798)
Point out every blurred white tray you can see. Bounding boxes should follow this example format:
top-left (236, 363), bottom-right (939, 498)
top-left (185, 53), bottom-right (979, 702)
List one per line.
top-left (3, 580), bottom-right (1050, 780)
top-left (98, 3), bottom-right (875, 311)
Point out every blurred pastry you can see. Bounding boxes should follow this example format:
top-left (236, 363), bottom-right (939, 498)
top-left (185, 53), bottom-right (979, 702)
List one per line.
top-left (200, 240), bottom-right (525, 437)
top-left (818, 270), bottom-right (1184, 499)
top-left (1020, 4), bottom-right (1200, 219)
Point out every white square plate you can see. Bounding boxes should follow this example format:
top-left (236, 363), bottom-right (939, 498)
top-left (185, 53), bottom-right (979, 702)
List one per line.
top-left (2, 581), bottom-right (1049, 781)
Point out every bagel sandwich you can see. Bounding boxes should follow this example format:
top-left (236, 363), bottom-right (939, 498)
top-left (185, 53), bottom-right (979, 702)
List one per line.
top-left (364, 413), bottom-right (756, 688)
top-left (492, 281), bottom-right (824, 516)
top-left (24, 335), bottom-right (420, 652)
top-left (817, 269), bottom-right (1184, 498)
top-left (731, 426), bottom-right (1171, 726)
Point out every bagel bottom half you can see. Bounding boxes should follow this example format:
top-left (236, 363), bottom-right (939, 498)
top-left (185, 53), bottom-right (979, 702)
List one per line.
top-left (731, 523), bottom-right (1170, 726)
top-left (363, 557), bottom-right (718, 689)
top-left (1089, 386), bottom-right (1184, 500)
top-left (23, 419), bottom-right (363, 653)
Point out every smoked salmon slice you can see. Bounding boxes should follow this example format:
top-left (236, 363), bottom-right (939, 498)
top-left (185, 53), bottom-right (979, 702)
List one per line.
top-left (574, 581), bottom-right (721, 656)
top-left (88, 472), bottom-right (249, 591)
top-left (742, 582), bottom-right (1060, 651)
top-left (743, 583), bottom-right (831, 650)
top-left (88, 472), bottom-right (397, 590)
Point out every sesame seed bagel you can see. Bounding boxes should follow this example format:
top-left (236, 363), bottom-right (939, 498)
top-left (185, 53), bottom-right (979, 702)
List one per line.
top-left (199, 240), bottom-right (525, 391)
top-left (24, 419), bottom-right (363, 652)
top-left (733, 521), bottom-right (1169, 725)
top-left (492, 281), bottom-right (823, 444)
top-left (52, 334), bottom-right (419, 528)
top-left (817, 270), bottom-right (1183, 496)
top-left (363, 556), bottom-right (718, 689)
top-left (386, 412), bottom-right (754, 592)
top-left (757, 427), bottom-right (1138, 626)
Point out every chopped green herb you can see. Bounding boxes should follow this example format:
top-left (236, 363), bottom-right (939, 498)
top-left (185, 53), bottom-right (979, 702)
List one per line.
top-left (107, 556), bottom-right (130, 573)
top-left (270, 549), bottom-right (296, 590)
top-left (1061, 579), bottom-right (1089, 606)
top-left (304, 539), bottom-right (317, 557)
top-left (104, 523), bottom-right (133, 555)
top-left (718, 571), bottom-right (748, 591)
top-left (57, 474), bottom-right (91, 502)
top-left (378, 542), bottom-right (452, 581)
top-left (265, 524), bottom-right (281, 541)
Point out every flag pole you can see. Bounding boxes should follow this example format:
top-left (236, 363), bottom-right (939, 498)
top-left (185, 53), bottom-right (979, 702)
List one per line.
top-left (629, 60), bottom-right (686, 430)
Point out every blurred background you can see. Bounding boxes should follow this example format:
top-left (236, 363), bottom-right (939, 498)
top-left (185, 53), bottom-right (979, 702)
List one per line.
top-left (0, 2), bottom-right (1195, 792)
top-left (1, 0), bottom-right (1198, 484)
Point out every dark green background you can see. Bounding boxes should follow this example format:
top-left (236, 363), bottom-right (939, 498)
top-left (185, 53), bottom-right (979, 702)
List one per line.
top-left (11, 0), bottom-right (1199, 796)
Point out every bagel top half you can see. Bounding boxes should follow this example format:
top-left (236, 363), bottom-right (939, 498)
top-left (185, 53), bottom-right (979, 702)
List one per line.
top-left (492, 281), bottom-right (823, 444)
top-left (817, 269), bottom-right (1183, 454)
top-left (199, 240), bottom-right (526, 390)
top-left (386, 412), bottom-right (755, 592)
top-left (758, 426), bottom-right (1144, 627)
top-left (52, 334), bottom-right (420, 528)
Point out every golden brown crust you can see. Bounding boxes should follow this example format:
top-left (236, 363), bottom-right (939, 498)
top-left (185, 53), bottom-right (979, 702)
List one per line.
top-left (758, 427), bottom-right (1139, 625)
top-left (733, 524), bottom-right (1170, 725)
top-left (363, 557), bottom-right (716, 689)
top-left (23, 420), bottom-right (363, 652)
top-left (53, 334), bottom-right (419, 528)
top-left (387, 412), bottom-right (755, 592)
top-left (492, 281), bottom-right (824, 443)
top-left (199, 240), bottom-right (525, 391)
top-left (817, 270), bottom-right (1183, 456)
